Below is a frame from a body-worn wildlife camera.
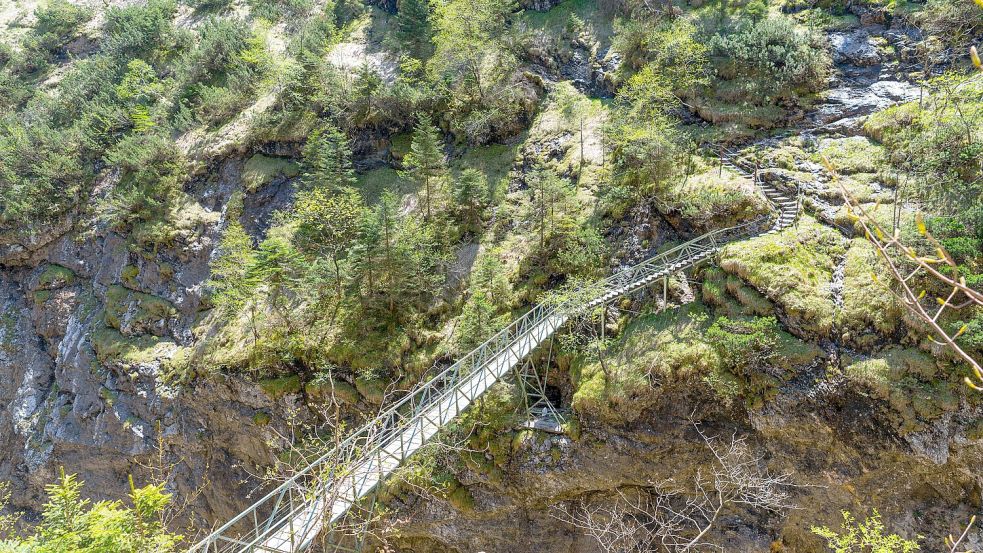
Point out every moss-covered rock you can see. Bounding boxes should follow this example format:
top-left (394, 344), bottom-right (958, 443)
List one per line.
top-left (835, 239), bottom-right (903, 350)
top-left (355, 375), bottom-right (387, 405)
top-left (104, 285), bottom-right (176, 338)
top-left (720, 216), bottom-right (847, 337)
top-left (37, 264), bottom-right (75, 290)
top-left (258, 374), bottom-right (303, 398)
top-left (844, 347), bottom-right (959, 435)
top-left (305, 376), bottom-right (360, 405)
top-left (242, 154), bottom-right (299, 192)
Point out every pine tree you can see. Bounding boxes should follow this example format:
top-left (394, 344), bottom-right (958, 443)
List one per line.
top-left (393, 0), bottom-right (432, 56)
top-left (303, 123), bottom-right (356, 192)
top-left (401, 114), bottom-right (447, 222)
top-left (527, 168), bottom-right (574, 252)
top-left (453, 167), bottom-right (487, 227)
top-left (209, 196), bottom-right (257, 312)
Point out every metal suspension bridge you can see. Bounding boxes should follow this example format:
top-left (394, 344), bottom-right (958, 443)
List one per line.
top-left (189, 150), bottom-right (800, 553)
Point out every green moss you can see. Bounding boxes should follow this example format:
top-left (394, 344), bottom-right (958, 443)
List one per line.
top-left (572, 305), bottom-right (720, 424)
top-left (836, 239), bottom-right (902, 349)
top-left (966, 418), bottom-right (983, 440)
top-left (90, 327), bottom-right (172, 367)
top-left (99, 386), bottom-right (118, 406)
top-left (445, 483), bottom-right (475, 513)
top-left (242, 154), bottom-right (300, 192)
top-left (252, 411), bottom-right (272, 426)
top-left (38, 264), bottom-right (75, 289)
top-left (305, 376), bottom-right (360, 404)
top-left (844, 348), bottom-right (956, 434)
top-left (355, 376), bottom-right (387, 405)
top-left (720, 216), bottom-right (847, 337)
top-left (258, 375), bottom-right (302, 398)
top-left (389, 132), bottom-right (412, 160)
top-left (104, 285), bottom-right (176, 336)
top-left (815, 137), bottom-right (887, 175)
top-left (121, 265), bottom-right (140, 289)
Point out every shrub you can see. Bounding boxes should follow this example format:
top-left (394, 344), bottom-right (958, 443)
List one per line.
top-left (0, 119), bottom-right (87, 228)
top-left (103, 0), bottom-right (179, 61)
top-left (812, 510), bottom-right (920, 553)
top-left (707, 14), bottom-right (831, 102)
top-left (98, 133), bottom-right (186, 246)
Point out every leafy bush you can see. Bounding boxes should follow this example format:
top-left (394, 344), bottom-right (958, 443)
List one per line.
top-left (812, 510), bottom-right (920, 552)
top-left (2, 470), bottom-right (182, 552)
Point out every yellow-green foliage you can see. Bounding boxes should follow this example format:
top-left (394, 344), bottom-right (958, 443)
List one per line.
top-left (242, 155), bottom-right (300, 192)
top-left (720, 216), bottom-right (847, 336)
top-left (836, 239), bottom-right (903, 349)
top-left (258, 374), bottom-right (302, 398)
top-left (2, 471), bottom-right (182, 552)
top-left (844, 347), bottom-right (958, 434)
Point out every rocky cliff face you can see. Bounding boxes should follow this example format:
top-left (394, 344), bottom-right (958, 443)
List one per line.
top-left (0, 3), bottom-right (979, 552)
top-left (0, 158), bottom-right (301, 526)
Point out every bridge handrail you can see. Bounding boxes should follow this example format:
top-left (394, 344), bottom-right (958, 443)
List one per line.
top-left (190, 150), bottom-right (790, 552)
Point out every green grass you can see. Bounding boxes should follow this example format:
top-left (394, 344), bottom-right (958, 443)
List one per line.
top-left (355, 167), bottom-right (410, 204)
top-left (452, 142), bottom-right (520, 200)
top-left (662, 165), bottom-right (769, 230)
top-left (815, 137), bottom-right (887, 175)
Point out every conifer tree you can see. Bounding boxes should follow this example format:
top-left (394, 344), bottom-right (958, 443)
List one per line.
top-left (453, 167), bottom-right (487, 227)
top-left (303, 123), bottom-right (356, 192)
top-left (402, 114), bottom-right (447, 222)
top-left (393, 0), bottom-right (432, 56)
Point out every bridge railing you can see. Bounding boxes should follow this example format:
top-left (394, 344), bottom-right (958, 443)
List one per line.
top-left (190, 152), bottom-right (785, 553)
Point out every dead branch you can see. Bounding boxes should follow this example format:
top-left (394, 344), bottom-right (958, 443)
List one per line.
top-left (551, 425), bottom-right (796, 552)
